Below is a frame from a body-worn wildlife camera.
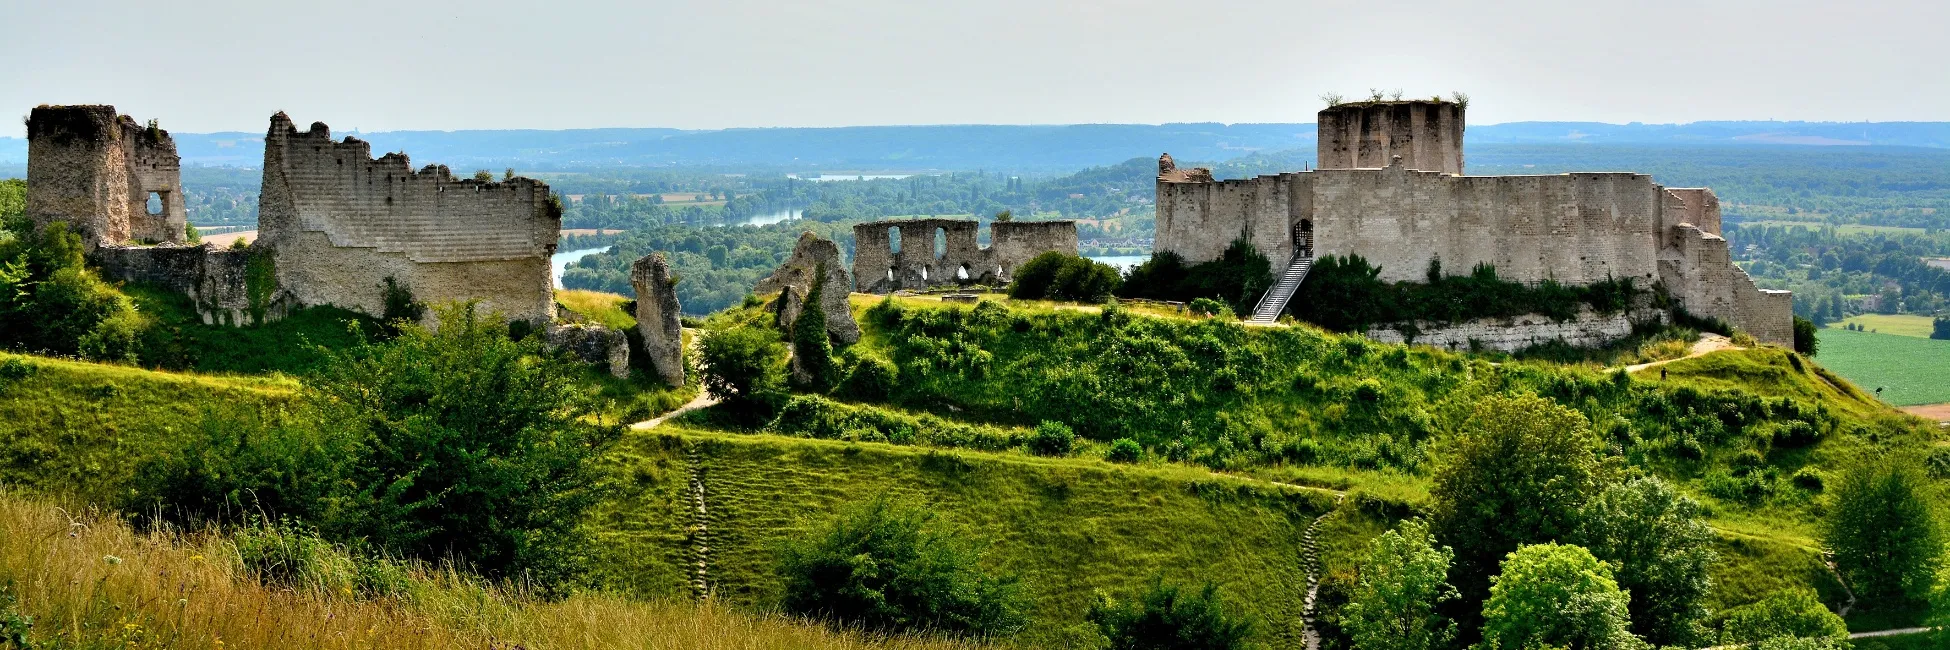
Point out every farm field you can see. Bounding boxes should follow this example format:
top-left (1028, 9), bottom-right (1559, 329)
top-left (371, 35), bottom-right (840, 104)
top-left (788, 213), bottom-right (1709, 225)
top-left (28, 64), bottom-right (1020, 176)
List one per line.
top-left (1814, 328), bottom-right (1950, 406)
top-left (1736, 219), bottom-right (1929, 235)
top-left (1828, 313), bottom-right (1941, 338)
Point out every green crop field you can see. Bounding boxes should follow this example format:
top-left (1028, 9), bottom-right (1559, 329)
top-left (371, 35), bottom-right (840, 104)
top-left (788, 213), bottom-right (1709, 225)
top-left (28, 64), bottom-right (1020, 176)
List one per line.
top-left (1828, 313), bottom-right (1941, 339)
top-left (1739, 220), bottom-right (1929, 235)
top-left (1815, 328), bottom-right (1950, 406)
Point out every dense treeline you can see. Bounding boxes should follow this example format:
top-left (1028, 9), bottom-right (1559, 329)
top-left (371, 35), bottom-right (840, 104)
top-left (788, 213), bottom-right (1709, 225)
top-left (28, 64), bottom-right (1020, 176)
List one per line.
top-left (561, 220), bottom-right (857, 314)
top-left (1289, 255), bottom-right (1647, 332)
top-left (1728, 223), bottom-right (1950, 319)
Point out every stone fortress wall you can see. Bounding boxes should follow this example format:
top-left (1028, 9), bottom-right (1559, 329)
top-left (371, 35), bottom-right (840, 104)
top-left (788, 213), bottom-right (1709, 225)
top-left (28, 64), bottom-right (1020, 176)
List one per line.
top-left (257, 113), bottom-right (561, 323)
top-left (851, 218), bottom-right (1078, 293)
top-left (1156, 99), bottom-right (1792, 345)
top-left (25, 105), bottom-right (187, 247)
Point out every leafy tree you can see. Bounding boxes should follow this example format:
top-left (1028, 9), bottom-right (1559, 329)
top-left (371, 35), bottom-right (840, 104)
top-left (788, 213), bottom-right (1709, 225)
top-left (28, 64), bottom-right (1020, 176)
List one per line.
top-left (1431, 394), bottom-right (1606, 612)
top-left (0, 179), bottom-right (24, 218)
top-left (1571, 476), bottom-right (1716, 647)
top-left (994, 210), bottom-right (1013, 222)
top-left (1088, 579), bottom-right (1255, 650)
top-left (1824, 460), bottom-right (1942, 604)
top-left (699, 324), bottom-right (788, 419)
top-left (1794, 316), bottom-right (1820, 355)
top-left (776, 496), bottom-right (1027, 637)
top-left (309, 303), bottom-right (619, 591)
top-left (1343, 519), bottom-right (1456, 650)
top-left (1106, 438), bottom-right (1144, 463)
top-left (1716, 587), bottom-right (1849, 646)
top-left (472, 169), bottom-right (494, 182)
top-left (1476, 543), bottom-right (1642, 650)
top-left (789, 267), bottom-right (836, 391)
top-left (185, 223), bottom-right (202, 244)
top-left (1118, 240), bottom-right (1271, 315)
top-left (0, 220), bottom-right (147, 362)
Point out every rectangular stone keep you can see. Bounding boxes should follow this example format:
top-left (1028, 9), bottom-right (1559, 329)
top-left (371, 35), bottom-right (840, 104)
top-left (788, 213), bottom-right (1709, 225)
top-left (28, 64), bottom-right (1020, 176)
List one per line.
top-left (1317, 101), bottom-right (1464, 175)
top-left (25, 105), bottom-right (188, 247)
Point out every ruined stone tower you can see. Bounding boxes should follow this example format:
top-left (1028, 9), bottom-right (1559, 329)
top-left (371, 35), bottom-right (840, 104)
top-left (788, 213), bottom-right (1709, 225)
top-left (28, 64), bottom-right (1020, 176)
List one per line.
top-left (1315, 100), bottom-right (1465, 174)
top-left (24, 105), bottom-right (188, 247)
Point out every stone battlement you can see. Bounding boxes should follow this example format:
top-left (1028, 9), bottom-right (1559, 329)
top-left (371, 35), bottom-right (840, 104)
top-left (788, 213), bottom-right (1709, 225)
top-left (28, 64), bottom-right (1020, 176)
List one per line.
top-left (258, 112), bottom-right (561, 322)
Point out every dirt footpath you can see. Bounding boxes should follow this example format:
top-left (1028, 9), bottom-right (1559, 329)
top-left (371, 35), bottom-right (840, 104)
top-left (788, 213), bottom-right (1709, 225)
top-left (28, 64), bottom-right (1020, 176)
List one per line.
top-left (1900, 403), bottom-right (1950, 424)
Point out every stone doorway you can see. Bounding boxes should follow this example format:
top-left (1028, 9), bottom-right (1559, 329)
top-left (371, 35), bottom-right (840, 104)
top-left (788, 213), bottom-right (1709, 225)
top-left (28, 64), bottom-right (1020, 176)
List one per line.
top-left (1293, 219), bottom-right (1314, 257)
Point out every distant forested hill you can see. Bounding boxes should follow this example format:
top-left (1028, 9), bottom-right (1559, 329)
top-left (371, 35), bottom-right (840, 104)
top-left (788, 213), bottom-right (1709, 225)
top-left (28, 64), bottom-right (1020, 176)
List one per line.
top-left (6, 120), bottom-right (1949, 171)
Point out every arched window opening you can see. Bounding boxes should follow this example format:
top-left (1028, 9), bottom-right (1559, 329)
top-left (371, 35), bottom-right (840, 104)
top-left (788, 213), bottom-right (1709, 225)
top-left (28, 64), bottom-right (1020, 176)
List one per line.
top-left (1294, 219), bottom-right (1315, 257)
top-left (146, 192), bottom-right (164, 216)
top-left (956, 265), bottom-right (970, 281)
top-left (888, 227), bottom-right (902, 254)
top-left (920, 266), bottom-right (930, 282)
top-left (934, 227), bottom-right (947, 259)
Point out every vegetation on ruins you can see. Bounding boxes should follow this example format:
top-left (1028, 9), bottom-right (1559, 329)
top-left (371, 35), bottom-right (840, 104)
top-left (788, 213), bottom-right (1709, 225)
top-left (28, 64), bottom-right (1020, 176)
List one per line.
top-left (1117, 241), bottom-right (1271, 315)
top-left (790, 267), bottom-right (838, 390)
top-left (1288, 255), bottom-right (1647, 332)
top-left (776, 496), bottom-right (1029, 638)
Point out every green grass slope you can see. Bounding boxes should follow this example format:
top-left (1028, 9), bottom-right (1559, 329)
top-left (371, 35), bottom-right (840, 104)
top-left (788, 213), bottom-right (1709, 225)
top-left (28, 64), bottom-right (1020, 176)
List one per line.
top-left (0, 352), bottom-right (296, 505)
top-left (1813, 328), bottom-right (1950, 406)
top-left (592, 427), bottom-right (1336, 646)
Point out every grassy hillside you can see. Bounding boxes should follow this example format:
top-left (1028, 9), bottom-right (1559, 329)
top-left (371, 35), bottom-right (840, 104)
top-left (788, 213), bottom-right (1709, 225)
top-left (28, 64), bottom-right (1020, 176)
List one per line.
top-left (1814, 328), bottom-right (1950, 406)
top-left (0, 490), bottom-right (979, 650)
top-left (592, 427), bottom-right (1336, 646)
top-left (0, 352), bottom-right (297, 505)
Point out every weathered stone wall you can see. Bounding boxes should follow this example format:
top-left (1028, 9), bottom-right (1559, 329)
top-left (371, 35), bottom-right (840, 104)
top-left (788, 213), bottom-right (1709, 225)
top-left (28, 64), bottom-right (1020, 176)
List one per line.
top-left (1317, 100), bottom-right (1464, 175)
top-left (1364, 307), bottom-right (1662, 353)
top-left (755, 232), bottom-right (860, 344)
top-left (92, 244), bottom-right (290, 326)
top-left (257, 113), bottom-right (560, 323)
top-left (25, 105), bottom-right (187, 248)
top-left (850, 218), bottom-right (1077, 293)
top-left (632, 253), bottom-right (685, 387)
top-left (1157, 136), bottom-right (1791, 344)
top-left (544, 323), bottom-right (629, 378)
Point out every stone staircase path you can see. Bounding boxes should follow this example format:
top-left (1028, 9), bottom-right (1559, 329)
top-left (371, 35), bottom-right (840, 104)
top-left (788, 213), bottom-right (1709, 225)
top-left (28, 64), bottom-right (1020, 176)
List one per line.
top-left (685, 444), bottom-right (714, 599)
top-left (1301, 495), bottom-right (1343, 650)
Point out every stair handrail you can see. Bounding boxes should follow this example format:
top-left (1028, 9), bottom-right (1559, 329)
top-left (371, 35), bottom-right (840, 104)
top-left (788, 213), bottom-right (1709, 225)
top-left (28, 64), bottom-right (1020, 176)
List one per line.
top-left (1250, 251), bottom-right (1313, 319)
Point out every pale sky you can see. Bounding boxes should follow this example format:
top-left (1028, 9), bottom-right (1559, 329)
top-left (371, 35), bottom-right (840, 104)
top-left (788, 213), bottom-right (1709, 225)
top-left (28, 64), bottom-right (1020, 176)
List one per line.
top-left (3, 0), bottom-right (1945, 136)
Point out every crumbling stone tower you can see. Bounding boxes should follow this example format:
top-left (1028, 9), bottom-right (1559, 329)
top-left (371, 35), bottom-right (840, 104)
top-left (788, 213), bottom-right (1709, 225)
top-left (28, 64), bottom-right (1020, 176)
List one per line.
top-left (1316, 100), bottom-right (1465, 174)
top-left (24, 105), bottom-right (188, 247)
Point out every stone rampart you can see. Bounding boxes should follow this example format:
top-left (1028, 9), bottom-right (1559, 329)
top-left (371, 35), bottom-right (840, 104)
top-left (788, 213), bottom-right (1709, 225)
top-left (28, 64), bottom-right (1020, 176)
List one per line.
top-left (257, 113), bottom-right (560, 322)
top-left (92, 244), bottom-right (290, 326)
top-left (25, 105), bottom-right (187, 248)
top-left (1364, 307), bottom-right (1663, 353)
top-left (850, 218), bottom-right (1077, 293)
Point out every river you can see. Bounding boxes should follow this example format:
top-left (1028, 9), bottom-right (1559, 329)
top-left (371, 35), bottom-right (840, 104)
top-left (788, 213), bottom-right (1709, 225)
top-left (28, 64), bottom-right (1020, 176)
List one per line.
top-left (1087, 255), bottom-right (1150, 272)
top-left (552, 246), bottom-right (611, 288)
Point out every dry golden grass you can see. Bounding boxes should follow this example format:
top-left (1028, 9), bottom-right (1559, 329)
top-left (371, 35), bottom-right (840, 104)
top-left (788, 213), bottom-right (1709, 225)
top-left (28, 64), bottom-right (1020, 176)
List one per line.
top-left (0, 491), bottom-right (982, 650)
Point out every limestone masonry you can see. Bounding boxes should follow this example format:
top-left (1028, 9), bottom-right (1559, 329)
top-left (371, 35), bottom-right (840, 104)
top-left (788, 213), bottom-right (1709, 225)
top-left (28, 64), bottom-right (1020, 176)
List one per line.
top-left (1155, 99), bottom-right (1792, 345)
top-left (258, 113), bottom-right (561, 323)
top-left (851, 218), bottom-right (1078, 293)
top-left (756, 232), bottom-right (861, 345)
top-left (25, 106), bottom-right (188, 248)
top-left (26, 106), bottom-right (563, 328)
top-left (633, 253), bottom-right (686, 387)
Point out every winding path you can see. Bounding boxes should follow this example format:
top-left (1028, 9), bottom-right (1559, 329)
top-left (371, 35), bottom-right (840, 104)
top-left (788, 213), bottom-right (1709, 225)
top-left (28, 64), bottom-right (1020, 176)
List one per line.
top-left (1623, 333), bottom-right (1739, 374)
top-left (630, 328), bottom-right (716, 431)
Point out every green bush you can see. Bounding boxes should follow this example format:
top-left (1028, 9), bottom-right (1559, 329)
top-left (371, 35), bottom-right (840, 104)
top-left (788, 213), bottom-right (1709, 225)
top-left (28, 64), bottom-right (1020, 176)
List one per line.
top-left (1117, 241), bottom-right (1271, 315)
top-left (1476, 543), bottom-right (1638, 650)
top-left (128, 402), bottom-right (350, 525)
top-left (1187, 297), bottom-right (1226, 317)
top-left (308, 303), bottom-right (619, 592)
top-left (1027, 420), bottom-right (1077, 457)
top-left (1106, 438), bottom-right (1143, 463)
top-left (836, 349), bottom-right (897, 402)
top-left (231, 519), bottom-right (412, 600)
top-left (776, 496), bottom-right (1028, 637)
top-left (1087, 579), bottom-right (1255, 650)
top-left (0, 220), bottom-right (150, 362)
top-left (1343, 519), bottom-right (1455, 650)
top-left (765, 395), bottom-right (1019, 451)
top-left (1009, 252), bottom-right (1121, 303)
top-left (1289, 255), bottom-right (1646, 332)
top-left (1716, 587), bottom-right (1849, 646)
top-left (1793, 316), bottom-right (1820, 356)
top-left (699, 325), bottom-right (788, 423)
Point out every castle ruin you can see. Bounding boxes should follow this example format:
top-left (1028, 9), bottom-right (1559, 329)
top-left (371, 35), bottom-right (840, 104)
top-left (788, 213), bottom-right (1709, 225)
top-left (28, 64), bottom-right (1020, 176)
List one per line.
top-left (850, 218), bottom-right (1078, 293)
top-left (1155, 99), bottom-right (1793, 345)
top-left (25, 105), bottom-right (188, 247)
top-left (257, 113), bottom-right (561, 323)
top-left (24, 106), bottom-right (561, 326)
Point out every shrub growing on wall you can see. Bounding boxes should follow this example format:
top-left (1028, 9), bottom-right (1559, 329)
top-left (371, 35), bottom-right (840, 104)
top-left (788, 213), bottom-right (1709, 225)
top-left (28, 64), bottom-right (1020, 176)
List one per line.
top-left (1288, 255), bottom-right (1647, 332)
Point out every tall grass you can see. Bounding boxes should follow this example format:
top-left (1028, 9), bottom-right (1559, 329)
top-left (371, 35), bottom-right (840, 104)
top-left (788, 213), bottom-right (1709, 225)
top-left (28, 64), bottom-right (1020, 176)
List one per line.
top-left (0, 490), bottom-right (981, 650)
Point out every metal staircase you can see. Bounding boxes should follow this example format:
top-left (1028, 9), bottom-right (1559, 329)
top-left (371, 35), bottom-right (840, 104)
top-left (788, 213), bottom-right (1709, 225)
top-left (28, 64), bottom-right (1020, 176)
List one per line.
top-left (1250, 253), bottom-right (1313, 323)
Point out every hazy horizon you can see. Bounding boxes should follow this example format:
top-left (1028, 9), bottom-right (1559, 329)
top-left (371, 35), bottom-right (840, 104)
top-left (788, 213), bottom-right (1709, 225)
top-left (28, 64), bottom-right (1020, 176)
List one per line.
top-left (4, 0), bottom-right (1946, 138)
